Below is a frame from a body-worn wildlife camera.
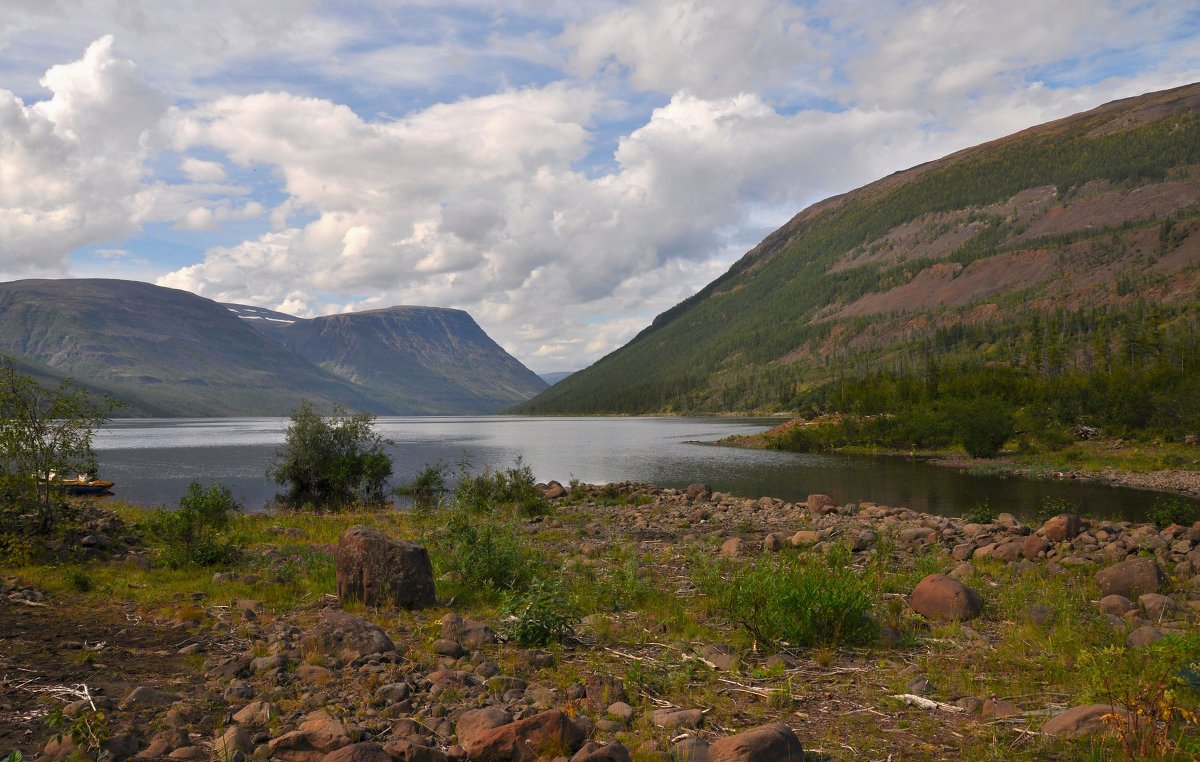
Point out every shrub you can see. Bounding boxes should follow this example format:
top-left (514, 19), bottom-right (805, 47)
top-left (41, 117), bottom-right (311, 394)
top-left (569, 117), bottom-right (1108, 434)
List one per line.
top-left (693, 545), bottom-right (877, 648)
top-left (147, 481), bottom-right (240, 568)
top-left (1078, 635), bottom-right (1200, 758)
top-left (1147, 495), bottom-right (1200, 528)
top-left (395, 462), bottom-right (449, 510)
top-left (451, 457), bottom-right (548, 515)
top-left (0, 359), bottom-right (119, 532)
top-left (953, 396), bottom-right (1015, 458)
top-left (268, 401), bottom-right (393, 509)
top-left (963, 498), bottom-right (998, 524)
top-left (499, 576), bottom-right (579, 646)
top-left (430, 509), bottom-right (537, 596)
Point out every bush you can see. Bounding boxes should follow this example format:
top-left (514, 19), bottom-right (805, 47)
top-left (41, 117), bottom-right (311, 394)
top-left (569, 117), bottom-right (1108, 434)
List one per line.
top-left (147, 481), bottom-right (240, 568)
top-left (953, 396), bottom-right (1015, 458)
top-left (395, 462), bottom-right (449, 510)
top-left (1147, 495), bottom-right (1200, 528)
top-left (1078, 635), bottom-right (1200, 758)
top-left (693, 546), bottom-right (877, 648)
top-left (268, 401), bottom-right (393, 509)
top-left (451, 457), bottom-right (548, 515)
top-left (499, 576), bottom-right (579, 646)
top-left (430, 509), bottom-right (537, 596)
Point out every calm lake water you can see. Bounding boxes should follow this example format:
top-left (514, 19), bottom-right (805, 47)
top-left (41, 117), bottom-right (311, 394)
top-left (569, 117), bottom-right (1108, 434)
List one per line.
top-left (93, 416), bottom-right (1193, 521)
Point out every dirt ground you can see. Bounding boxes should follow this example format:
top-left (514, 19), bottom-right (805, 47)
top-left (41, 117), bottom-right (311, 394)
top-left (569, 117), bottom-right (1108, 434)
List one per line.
top-left (0, 595), bottom-right (194, 756)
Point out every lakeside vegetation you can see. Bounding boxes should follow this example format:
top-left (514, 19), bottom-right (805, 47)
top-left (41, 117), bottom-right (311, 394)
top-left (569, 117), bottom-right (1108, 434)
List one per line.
top-left (6, 474), bottom-right (1200, 759)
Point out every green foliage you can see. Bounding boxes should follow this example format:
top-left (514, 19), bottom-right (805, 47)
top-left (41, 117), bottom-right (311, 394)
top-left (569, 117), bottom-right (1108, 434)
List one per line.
top-left (0, 358), bottom-right (118, 532)
top-left (1078, 635), bottom-right (1200, 758)
top-left (693, 546), bottom-right (877, 648)
top-left (4, 751), bottom-right (21, 762)
top-left (65, 566), bottom-right (93, 592)
top-left (499, 575), bottom-right (579, 646)
top-left (268, 401), bottom-right (393, 509)
top-left (428, 509), bottom-right (537, 597)
top-left (953, 396), bottom-right (1015, 458)
top-left (395, 462), bottom-right (449, 510)
top-left (451, 457), bottom-right (549, 516)
top-left (1148, 496), bottom-right (1200, 529)
top-left (146, 481), bottom-right (240, 568)
top-left (963, 498), bottom-right (998, 524)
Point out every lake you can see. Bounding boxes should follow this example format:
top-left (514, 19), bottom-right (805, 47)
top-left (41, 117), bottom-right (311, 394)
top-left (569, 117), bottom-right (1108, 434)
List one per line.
top-left (93, 416), bottom-right (1191, 521)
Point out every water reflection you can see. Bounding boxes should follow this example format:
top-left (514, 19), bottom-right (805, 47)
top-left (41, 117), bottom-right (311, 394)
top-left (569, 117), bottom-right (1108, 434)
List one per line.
top-left (93, 416), bottom-right (1194, 521)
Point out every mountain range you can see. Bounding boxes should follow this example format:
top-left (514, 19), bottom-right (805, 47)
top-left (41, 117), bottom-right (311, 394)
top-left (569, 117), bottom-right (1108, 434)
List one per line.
top-left (0, 279), bottom-right (546, 416)
top-left (514, 82), bottom-right (1200, 416)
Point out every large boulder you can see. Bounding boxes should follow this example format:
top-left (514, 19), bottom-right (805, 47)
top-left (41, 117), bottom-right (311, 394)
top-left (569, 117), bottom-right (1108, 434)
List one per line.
top-left (910, 574), bottom-right (981, 621)
top-left (1096, 557), bottom-right (1163, 600)
top-left (462, 709), bottom-right (583, 761)
top-left (707, 723), bottom-right (804, 762)
top-left (335, 526), bottom-right (435, 608)
top-left (1040, 514), bottom-right (1083, 542)
top-left (309, 609), bottom-right (397, 661)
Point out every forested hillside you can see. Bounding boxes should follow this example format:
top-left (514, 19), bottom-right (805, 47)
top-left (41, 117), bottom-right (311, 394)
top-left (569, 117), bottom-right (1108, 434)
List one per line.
top-left (514, 83), bottom-right (1200, 443)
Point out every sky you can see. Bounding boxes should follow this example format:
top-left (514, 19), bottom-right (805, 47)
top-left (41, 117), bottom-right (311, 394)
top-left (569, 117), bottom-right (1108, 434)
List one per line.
top-left (1, 2), bottom-right (1198, 373)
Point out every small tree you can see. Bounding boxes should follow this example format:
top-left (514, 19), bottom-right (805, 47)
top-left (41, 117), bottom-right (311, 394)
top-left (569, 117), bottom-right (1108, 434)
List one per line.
top-left (147, 481), bottom-right (240, 567)
top-left (0, 359), bottom-right (117, 532)
top-left (953, 396), bottom-right (1015, 458)
top-left (268, 401), bottom-right (393, 509)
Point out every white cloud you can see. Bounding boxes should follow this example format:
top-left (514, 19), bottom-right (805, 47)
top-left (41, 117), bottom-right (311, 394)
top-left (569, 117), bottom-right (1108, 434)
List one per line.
top-left (180, 157), bottom-right (227, 182)
top-left (0, 35), bottom-right (164, 273)
top-left (562, 0), bottom-right (825, 98)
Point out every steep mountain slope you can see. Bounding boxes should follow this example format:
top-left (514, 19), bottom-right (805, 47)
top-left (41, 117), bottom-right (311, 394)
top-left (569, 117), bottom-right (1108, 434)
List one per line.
top-left (515, 83), bottom-right (1200, 416)
top-left (0, 279), bottom-right (544, 416)
top-left (248, 307), bottom-right (548, 414)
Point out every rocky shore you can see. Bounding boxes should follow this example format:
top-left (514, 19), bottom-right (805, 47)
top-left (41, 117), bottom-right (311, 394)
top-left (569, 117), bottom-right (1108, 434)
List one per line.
top-left (3, 482), bottom-right (1199, 760)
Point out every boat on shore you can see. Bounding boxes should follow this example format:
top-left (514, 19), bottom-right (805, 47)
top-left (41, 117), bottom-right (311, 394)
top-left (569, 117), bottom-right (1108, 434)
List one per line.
top-left (40, 472), bottom-right (116, 496)
top-left (60, 477), bottom-right (116, 496)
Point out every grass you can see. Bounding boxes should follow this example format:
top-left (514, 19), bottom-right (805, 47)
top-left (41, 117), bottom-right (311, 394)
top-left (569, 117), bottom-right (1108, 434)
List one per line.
top-left (5, 488), bottom-right (1200, 760)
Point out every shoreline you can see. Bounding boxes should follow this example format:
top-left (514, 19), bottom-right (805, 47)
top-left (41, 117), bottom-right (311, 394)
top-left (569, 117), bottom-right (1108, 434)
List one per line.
top-left (713, 423), bottom-right (1200, 501)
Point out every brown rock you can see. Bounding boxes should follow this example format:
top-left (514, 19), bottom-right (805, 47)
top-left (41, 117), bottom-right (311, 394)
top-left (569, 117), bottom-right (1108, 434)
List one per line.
top-left (719, 538), bottom-right (744, 558)
top-left (584, 674), bottom-right (627, 710)
top-left (1127, 625), bottom-right (1164, 648)
top-left (790, 530), bottom-right (820, 547)
top-left (910, 574), bottom-right (981, 621)
top-left (455, 707), bottom-right (513, 754)
top-left (685, 483), bottom-right (713, 501)
top-left (570, 742), bottom-right (632, 762)
top-left (384, 740), bottom-right (451, 762)
top-left (651, 708), bottom-right (704, 729)
top-left (1096, 557), bottom-right (1163, 599)
top-left (233, 700), bottom-right (279, 726)
top-left (335, 526), bottom-right (435, 608)
top-left (1021, 535), bottom-right (1049, 559)
top-left (441, 612), bottom-right (497, 648)
top-left (1041, 514), bottom-right (1084, 542)
top-left (543, 481), bottom-right (567, 499)
top-left (981, 698), bottom-right (1020, 719)
top-left (806, 494), bottom-right (835, 514)
top-left (214, 726), bottom-right (254, 762)
top-left (320, 743), bottom-right (392, 762)
top-left (707, 723), bottom-right (804, 762)
top-left (991, 541), bottom-right (1023, 563)
top-left (1041, 704), bottom-right (1124, 737)
top-left (463, 709), bottom-right (583, 761)
top-left (309, 609), bottom-right (396, 661)
top-left (1098, 594), bottom-right (1136, 615)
